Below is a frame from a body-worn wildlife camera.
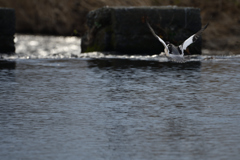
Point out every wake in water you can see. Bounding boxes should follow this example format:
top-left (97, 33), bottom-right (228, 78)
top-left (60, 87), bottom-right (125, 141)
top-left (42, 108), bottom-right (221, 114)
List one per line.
top-left (1, 34), bottom-right (239, 62)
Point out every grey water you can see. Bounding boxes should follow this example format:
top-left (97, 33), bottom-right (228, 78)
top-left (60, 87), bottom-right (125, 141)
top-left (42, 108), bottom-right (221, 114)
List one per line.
top-left (0, 35), bottom-right (240, 160)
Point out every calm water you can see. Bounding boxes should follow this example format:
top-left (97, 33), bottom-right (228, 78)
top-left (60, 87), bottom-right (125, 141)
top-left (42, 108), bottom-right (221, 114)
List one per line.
top-left (0, 35), bottom-right (240, 160)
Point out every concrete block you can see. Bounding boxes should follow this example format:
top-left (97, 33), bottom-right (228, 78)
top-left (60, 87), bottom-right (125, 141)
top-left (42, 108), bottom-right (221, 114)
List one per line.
top-left (0, 8), bottom-right (15, 54)
top-left (81, 6), bottom-right (202, 55)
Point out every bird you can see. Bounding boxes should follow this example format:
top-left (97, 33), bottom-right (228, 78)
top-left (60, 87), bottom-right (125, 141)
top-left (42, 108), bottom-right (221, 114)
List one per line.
top-left (147, 22), bottom-right (209, 63)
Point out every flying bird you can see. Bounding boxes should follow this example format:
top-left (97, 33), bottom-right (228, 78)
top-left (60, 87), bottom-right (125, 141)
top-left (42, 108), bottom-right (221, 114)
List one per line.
top-left (147, 22), bottom-right (209, 63)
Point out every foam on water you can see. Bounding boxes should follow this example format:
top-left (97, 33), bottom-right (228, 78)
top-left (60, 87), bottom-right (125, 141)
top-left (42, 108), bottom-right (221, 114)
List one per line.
top-left (1, 34), bottom-right (239, 62)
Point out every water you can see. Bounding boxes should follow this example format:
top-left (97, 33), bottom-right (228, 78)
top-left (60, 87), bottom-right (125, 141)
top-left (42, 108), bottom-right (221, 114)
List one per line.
top-left (0, 35), bottom-right (240, 160)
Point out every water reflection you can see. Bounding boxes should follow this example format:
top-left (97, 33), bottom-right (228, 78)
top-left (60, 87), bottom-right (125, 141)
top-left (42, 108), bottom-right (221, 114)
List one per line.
top-left (87, 58), bottom-right (201, 70)
top-left (87, 58), bottom-right (203, 107)
top-left (0, 57), bottom-right (240, 160)
top-left (0, 60), bottom-right (16, 70)
top-left (0, 61), bottom-right (16, 107)
top-left (84, 58), bottom-right (207, 159)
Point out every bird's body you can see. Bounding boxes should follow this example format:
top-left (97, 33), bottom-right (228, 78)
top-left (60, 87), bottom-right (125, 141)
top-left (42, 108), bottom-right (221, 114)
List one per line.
top-left (147, 22), bottom-right (208, 63)
top-left (165, 43), bottom-right (185, 63)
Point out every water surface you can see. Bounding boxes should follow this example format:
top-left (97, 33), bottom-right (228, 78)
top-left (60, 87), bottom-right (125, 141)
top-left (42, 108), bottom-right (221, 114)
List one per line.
top-left (0, 35), bottom-right (240, 160)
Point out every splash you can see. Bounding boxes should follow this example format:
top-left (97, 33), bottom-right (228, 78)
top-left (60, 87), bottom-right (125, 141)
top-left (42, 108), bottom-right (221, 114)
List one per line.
top-left (1, 34), bottom-right (239, 62)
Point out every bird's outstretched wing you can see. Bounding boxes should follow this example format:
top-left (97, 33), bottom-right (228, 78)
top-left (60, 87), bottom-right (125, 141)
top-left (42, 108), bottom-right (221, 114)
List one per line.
top-left (147, 22), bottom-right (169, 53)
top-left (181, 23), bottom-right (209, 52)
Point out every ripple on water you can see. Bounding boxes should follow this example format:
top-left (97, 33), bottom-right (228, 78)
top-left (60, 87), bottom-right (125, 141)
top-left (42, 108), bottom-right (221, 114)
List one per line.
top-left (0, 35), bottom-right (240, 160)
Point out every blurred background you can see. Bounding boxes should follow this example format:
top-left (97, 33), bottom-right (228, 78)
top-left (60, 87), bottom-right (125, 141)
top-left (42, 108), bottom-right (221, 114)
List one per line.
top-left (0, 0), bottom-right (239, 53)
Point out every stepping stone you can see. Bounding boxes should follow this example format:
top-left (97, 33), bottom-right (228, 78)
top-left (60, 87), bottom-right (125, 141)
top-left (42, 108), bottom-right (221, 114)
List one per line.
top-left (0, 8), bottom-right (15, 54)
top-left (81, 6), bottom-right (202, 55)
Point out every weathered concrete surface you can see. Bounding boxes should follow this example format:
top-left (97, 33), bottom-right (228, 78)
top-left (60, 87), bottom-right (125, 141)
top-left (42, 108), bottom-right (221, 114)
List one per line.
top-left (0, 8), bottom-right (15, 54)
top-left (81, 6), bottom-right (202, 55)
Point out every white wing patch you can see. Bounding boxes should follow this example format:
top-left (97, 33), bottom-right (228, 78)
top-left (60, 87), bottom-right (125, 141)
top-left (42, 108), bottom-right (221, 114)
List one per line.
top-left (182, 35), bottom-right (194, 51)
top-left (181, 23), bottom-right (209, 52)
top-left (147, 22), bottom-right (169, 55)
